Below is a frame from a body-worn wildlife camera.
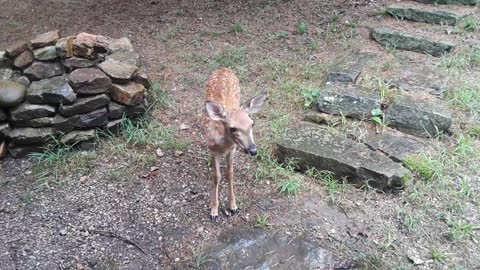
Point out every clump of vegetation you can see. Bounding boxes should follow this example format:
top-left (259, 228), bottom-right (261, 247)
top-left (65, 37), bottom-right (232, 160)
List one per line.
top-left (255, 214), bottom-right (270, 229)
top-left (278, 177), bottom-right (302, 195)
top-left (403, 154), bottom-right (438, 181)
top-left (463, 17), bottom-right (479, 32)
top-left (440, 48), bottom-right (480, 71)
top-left (296, 22), bottom-right (308, 35)
top-left (305, 168), bottom-right (349, 204)
top-left (447, 82), bottom-right (480, 116)
top-left (446, 217), bottom-right (478, 241)
top-left (230, 23), bottom-right (245, 34)
top-left (301, 88), bottom-right (320, 108)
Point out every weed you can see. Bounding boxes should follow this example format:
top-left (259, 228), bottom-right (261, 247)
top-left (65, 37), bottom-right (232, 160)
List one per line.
top-left (446, 217), bottom-right (477, 241)
top-left (230, 23), bottom-right (245, 34)
top-left (301, 88), bottom-right (320, 108)
top-left (148, 82), bottom-right (175, 110)
top-left (296, 22), bottom-right (308, 35)
top-left (255, 214), bottom-right (270, 229)
top-left (403, 154), bottom-right (439, 181)
top-left (447, 83), bottom-right (480, 116)
top-left (466, 125), bottom-right (480, 138)
top-left (306, 168), bottom-right (349, 204)
top-left (439, 48), bottom-right (480, 71)
top-left (463, 17), bottom-right (479, 32)
top-left (398, 208), bottom-right (422, 232)
top-left (430, 248), bottom-right (447, 262)
top-left (370, 108), bottom-right (387, 128)
top-left (278, 177), bottom-right (302, 195)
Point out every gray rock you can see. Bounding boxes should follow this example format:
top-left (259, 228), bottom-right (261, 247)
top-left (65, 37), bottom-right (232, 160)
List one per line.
top-left (416, 0), bottom-right (479, 5)
top-left (99, 59), bottom-right (139, 81)
top-left (0, 68), bottom-right (14, 80)
top-left (106, 51), bottom-right (141, 66)
top-left (0, 80), bottom-right (26, 108)
top-left (386, 4), bottom-right (468, 25)
top-left (77, 108), bottom-right (108, 128)
top-left (203, 227), bottom-right (334, 270)
top-left (105, 119), bottom-right (123, 134)
top-left (12, 75), bottom-right (30, 87)
top-left (316, 85), bottom-right (381, 119)
top-left (30, 30), bottom-right (60, 49)
top-left (326, 52), bottom-right (377, 84)
top-left (362, 130), bottom-right (423, 162)
top-left (68, 68), bottom-right (112, 95)
top-left (72, 33), bottom-right (99, 59)
top-left (24, 61), bottom-right (64, 80)
top-left (62, 57), bottom-right (98, 70)
top-left (8, 127), bottom-right (55, 145)
top-left (0, 123), bottom-right (10, 139)
top-left (14, 117), bottom-right (54, 128)
top-left (393, 64), bottom-right (448, 96)
top-left (52, 114), bottom-right (80, 133)
top-left (0, 109), bottom-right (6, 121)
top-left (9, 103), bottom-right (56, 121)
top-left (59, 94), bottom-right (110, 117)
top-left (107, 37), bottom-right (134, 53)
top-left (60, 129), bottom-right (96, 145)
top-left (277, 122), bottom-right (411, 189)
top-left (27, 76), bottom-right (76, 105)
top-left (110, 82), bottom-right (145, 106)
top-left (372, 27), bottom-right (455, 57)
top-left (8, 144), bottom-right (45, 158)
top-left (385, 93), bottom-right (452, 137)
top-left (132, 67), bottom-right (151, 88)
top-left (13, 50), bottom-right (34, 68)
top-left (33, 46), bottom-right (58, 60)
top-left (108, 101), bottom-right (146, 119)
top-left (5, 41), bottom-right (29, 57)
top-left (56, 36), bottom-right (75, 58)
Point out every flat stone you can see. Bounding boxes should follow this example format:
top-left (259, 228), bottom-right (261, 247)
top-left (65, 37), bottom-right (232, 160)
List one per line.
top-left (8, 127), bottom-right (55, 145)
top-left (14, 117), bottom-right (54, 128)
top-left (326, 52), bottom-right (377, 84)
top-left (8, 144), bottom-right (45, 158)
top-left (62, 57), bottom-right (98, 70)
top-left (77, 107), bottom-right (108, 128)
top-left (0, 68), bottom-right (14, 80)
top-left (372, 27), bottom-right (455, 57)
top-left (110, 82), bottom-right (145, 106)
top-left (393, 64), bottom-right (448, 96)
top-left (363, 130), bottom-right (423, 162)
top-left (30, 30), bottom-right (60, 48)
top-left (56, 36), bottom-right (75, 58)
top-left (416, 0), bottom-right (479, 5)
top-left (0, 80), bottom-right (26, 108)
top-left (106, 51), bottom-right (141, 66)
top-left (387, 4), bottom-right (468, 25)
top-left (105, 119), bottom-right (123, 134)
top-left (203, 227), bottom-right (334, 270)
top-left (304, 112), bottom-right (338, 126)
top-left (68, 68), bottom-right (112, 95)
top-left (0, 123), bottom-right (10, 139)
top-left (132, 67), bottom-right (151, 88)
top-left (277, 122), bottom-right (411, 189)
top-left (72, 33), bottom-right (108, 59)
top-left (107, 37), bottom-right (134, 53)
top-left (13, 50), bottom-right (34, 68)
top-left (99, 59), bottom-right (139, 81)
top-left (27, 76), bottom-right (76, 105)
top-left (59, 94), bottom-right (110, 117)
top-left (385, 93), bottom-right (452, 137)
top-left (24, 61), bottom-right (63, 80)
top-left (0, 109), bottom-right (6, 121)
top-left (52, 114), bottom-right (80, 133)
top-left (9, 103), bottom-right (56, 121)
top-left (33, 46), bottom-right (58, 60)
top-left (316, 84), bottom-right (381, 119)
top-left (108, 101), bottom-right (145, 119)
top-left (5, 41), bottom-right (29, 57)
top-left (60, 129), bottom-right (96, 145)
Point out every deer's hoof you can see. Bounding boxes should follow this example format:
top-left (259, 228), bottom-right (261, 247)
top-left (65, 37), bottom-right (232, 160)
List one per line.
top-left (226, 208), bottom-right (241, 216)
top-left (210, 214), bottom-right (219, 222)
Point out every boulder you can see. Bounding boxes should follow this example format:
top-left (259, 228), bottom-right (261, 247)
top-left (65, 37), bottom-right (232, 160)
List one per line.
top-left (110, 82), bottom-right (145, 106)
top-left (59, 94), bottom-right (110, 117)
top-left (276, 122), bottom-right (411, 189)
top-left (77, 108), bottom-right (108, 128)
top-left (106, 51), bottom-right (141, 66)
top-left (26, 76), bottom-right (76, 105)
top-left (8, 127), bottom-right (55, 145)
top-left (5, 41), bottom-right (29, 57)
top-left (52, 114), bottom-right (80, 133)
top-left (13, 50), bottom-right (34, 68)
top-left (30, 30), bottom-right (60, 48)
top-left (56, 36), bottom-right (75, 58)
top-left (0, 68), bottom-right (14, 80)
top-left (99, 59), bottom-right (138, 81)
top-left (0, 80), bottom-right (26, 108)
top-left (9, 103), bottom-right (55, 121)
top-left (24, 61), bottom-right (63, 80)
top-left (326, 52), bottom-right (377, 84)
top-left (33, 46), bottom-right (58, 60)
top-left (60, 129), bottom-right (96, 145)
top-left (14, 117), bottom-right (54, 128)
top-left (108, 101), bottom-right (146, 119)
top-left (62, 57), bottom-right (98, 70)
top-left (68, 68), bottom-right (112, 95)
top-left (107, 37), bottom-right (134, 53)
top-left (386, 4), bottom-right (468, 25)
top-left (372, 27), bottom-right (455, 57)
top-left (8, 144), bottom-right (45, 158)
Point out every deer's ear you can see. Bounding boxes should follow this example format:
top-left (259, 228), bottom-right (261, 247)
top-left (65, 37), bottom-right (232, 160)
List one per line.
top-left (206, 101), bottom-right (227, 122)
top-left (243, 92), bottom-right (268, 114)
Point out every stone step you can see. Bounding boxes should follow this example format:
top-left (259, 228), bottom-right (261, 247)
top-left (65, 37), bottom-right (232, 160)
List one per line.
top-left (391, 63), bottom-right (448, 96)
top-left (416, 0), bottom-right (479, 5)
top-left (372, 27), bottom-right (455, 56)
top-left (316, 84), bottom-right (452, 137)
top-left (276, 122), bottom-right (411, 190)
top-left (326, 52), bottom-right (378, 84)
top-left (386, 3), bottom-right (470, 25)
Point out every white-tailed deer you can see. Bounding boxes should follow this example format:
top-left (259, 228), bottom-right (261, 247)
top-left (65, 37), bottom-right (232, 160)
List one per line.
top-left (203, 68), bottom-right (267, 221)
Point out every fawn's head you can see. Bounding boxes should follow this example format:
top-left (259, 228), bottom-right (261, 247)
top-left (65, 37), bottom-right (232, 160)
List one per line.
top-left (206, 92), bottom-right (267, 156)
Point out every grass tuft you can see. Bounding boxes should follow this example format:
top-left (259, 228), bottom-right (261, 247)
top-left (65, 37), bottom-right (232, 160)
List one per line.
top-left (403, 154), bottom-right (439, 181)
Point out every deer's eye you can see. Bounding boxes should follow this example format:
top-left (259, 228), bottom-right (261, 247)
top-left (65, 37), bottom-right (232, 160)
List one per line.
top-left (230, 127), bottom-right (237, 133)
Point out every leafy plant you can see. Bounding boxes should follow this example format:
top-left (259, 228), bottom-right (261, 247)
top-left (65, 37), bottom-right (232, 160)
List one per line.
top-left (278, 177), bottom-right (302, 195)
top-left (296, 22), bottom-right (308, 35)
top-left (255, 214), bottom-right (270, 229)
top-left (301, 88), bottom-right (320, 108)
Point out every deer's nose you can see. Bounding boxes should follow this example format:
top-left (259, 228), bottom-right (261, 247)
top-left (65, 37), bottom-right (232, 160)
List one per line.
top-left (248, 145), bottom-right (257, 156)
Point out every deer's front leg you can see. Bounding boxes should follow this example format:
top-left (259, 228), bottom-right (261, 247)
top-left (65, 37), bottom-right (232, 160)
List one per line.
top-left (210, 155), bottom-right (221, 221)
top-left (226, 149), bottom-right (239, 215)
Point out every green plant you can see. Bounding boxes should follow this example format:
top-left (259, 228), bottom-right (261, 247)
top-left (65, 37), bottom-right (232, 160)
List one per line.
top-left (301, 88), bottom-right (320, 108)
top-left (370, 108), bottom-right (384, 126)
top-left (463, 17), bottom-right (479, 32)
top-left (255, 214), bottom-right (270, 228)
top-left (148, 81), bottom-right (175, 110)
top-left (430, 248), bottom-right (447, 262)
top-left (403, 154), bottom-right (438, 181)
top-left (230, 23), bottom-right (245, 34)
top-left (296, 22), bottom-right (308, 35)
top-left (446, 217), bottom-right (478, 241)
top-left (447, 83), bottom-right (480, 116)
top-left (278, 177), bottom-right (302, 195)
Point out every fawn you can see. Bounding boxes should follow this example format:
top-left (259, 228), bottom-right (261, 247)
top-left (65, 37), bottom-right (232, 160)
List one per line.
top-left (202, 68), bottom-right (267, 221)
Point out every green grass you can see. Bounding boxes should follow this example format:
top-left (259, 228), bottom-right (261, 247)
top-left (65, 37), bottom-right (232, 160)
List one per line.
top-left (430, 248), bottom-right (447, 262)
top-left (230, 23), bottom-right (245, 34)
top-left (439, 48), bottom-right (480, 71)
top-left (278, 177), bottom-right (302, 195)
top-left (148, 81), bottom-right (175, 110)
top-left (255, 214), bottom-right (270, 229)
top-left (403, 154), bottom-right (439, 181)
top-left (305, 168), bottom-right (349, 204)
top-left (462, 17), bottom-right (479, 32)
top-left (296, 22), bottom-right (308, 35)
top-left (300, 87), bottom-right (320, 108)
top-left (446, 217), bottom-right (478, 241)
top-left (447, 82), bottom-right (480, 116)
